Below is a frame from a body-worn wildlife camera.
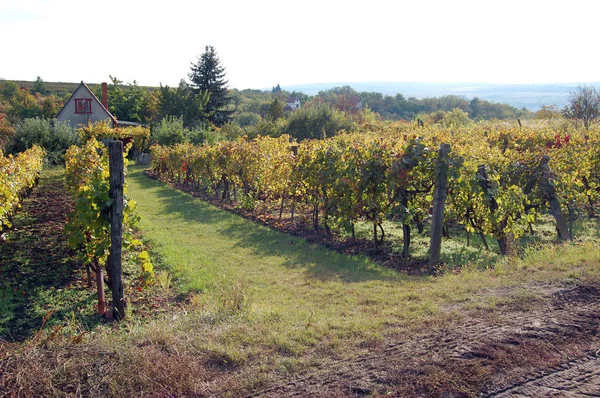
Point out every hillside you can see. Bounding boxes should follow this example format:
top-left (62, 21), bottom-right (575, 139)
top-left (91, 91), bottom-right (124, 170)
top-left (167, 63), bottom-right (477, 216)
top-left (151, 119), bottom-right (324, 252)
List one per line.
top-left (281, 81), bottom-right (596, 111)
top-left (6, 79), bottom-right (591, 112)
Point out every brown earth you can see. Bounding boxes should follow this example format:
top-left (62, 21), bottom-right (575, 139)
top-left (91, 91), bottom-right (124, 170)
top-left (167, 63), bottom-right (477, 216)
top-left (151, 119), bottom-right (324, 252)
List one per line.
top-left (249, 285), bottom-right (600, 397)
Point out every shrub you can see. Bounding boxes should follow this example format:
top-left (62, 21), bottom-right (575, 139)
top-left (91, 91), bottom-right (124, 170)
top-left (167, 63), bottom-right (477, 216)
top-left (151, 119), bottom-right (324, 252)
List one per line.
top-left (7, 118), bottom-right (77, 164)
top-left (285, 103), bottom-right (356, 141)
top-left (152, 116), bottom-right (188, 146)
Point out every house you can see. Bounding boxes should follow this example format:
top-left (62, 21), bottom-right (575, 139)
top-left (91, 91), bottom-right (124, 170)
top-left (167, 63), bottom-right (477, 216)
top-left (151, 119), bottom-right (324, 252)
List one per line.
top-left (285, 96), bottom-right (301, 111)
top-left (56, 81), bottom-right (117, 128)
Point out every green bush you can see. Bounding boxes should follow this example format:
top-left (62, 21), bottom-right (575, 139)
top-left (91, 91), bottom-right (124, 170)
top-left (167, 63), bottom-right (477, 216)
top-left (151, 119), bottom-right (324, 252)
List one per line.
top-left (8, 118), bottom-right (78, 164)
top-left (152, 116), bottom-right (188, 146)
top-left (285, 103), bottom-right (356, 141)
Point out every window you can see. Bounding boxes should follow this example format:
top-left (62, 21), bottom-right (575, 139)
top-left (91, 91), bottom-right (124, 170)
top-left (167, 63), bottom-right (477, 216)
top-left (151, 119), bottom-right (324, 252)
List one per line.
top-left (74, 98), bottom-right (92, 114)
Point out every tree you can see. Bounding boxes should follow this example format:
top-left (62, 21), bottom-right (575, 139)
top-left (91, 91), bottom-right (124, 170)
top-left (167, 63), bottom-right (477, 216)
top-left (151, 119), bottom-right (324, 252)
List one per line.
top-left (563, 85), bottom-right (600, 130)
top-left (535, 105), bottom-right (561, 120)
top-left (158, 80), bottom-right (209, 128)
top-left (267, 98), bottom-right (284, 121)
top-left (285, 103), bottom-right (356, 141)
top-left (7, 89), bottom-right (42, 121)
top-left (188, 46), bottom-right (233, 126)
top-left (0, 81), bottom-right (19, 101)
top-left (33, 76), bottom-right (46, 95)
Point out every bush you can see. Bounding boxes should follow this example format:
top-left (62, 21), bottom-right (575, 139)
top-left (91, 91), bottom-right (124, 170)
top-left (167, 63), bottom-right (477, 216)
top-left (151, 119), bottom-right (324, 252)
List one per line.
top-left (234, 112), bottom-right (261, 128)
top-left (285, 103), bottom-right (356, 141)
top-left (186, 126), bottom-right (212, 145)
top-left (152, 116), bottom-right (188, 146)
top-left (7, 118), bottom-right (77, 164)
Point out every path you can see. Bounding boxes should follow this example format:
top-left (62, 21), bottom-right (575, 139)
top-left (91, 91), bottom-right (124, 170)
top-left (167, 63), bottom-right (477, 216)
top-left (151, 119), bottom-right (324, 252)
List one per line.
top-left (0, 168), bottom-right (94, 341)
top-left (126, 167), bottom-right (600, 397)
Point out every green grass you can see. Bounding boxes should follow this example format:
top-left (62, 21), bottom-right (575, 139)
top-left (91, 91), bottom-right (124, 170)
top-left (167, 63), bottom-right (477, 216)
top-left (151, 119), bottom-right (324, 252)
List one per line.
top-left (123, 166), bottom-right (600, 380)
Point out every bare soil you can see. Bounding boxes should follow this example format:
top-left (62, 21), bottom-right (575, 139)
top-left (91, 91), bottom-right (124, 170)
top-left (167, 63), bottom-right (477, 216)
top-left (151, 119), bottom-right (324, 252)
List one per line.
top-left (250, 285), bottom-right (600, 397)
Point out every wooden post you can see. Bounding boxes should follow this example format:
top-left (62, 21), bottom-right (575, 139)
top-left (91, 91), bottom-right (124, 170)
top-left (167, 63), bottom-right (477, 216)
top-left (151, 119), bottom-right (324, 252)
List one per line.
top-left (539, 155), bottom-right (570, 241)
top-left (108, 141), bottom-right (125, 320)
top-left (428, 143), bottom-right (451, 269)
top-left (477, 164), bottom-right (509, 255)
top-left (94, 258), bottom-right (106, 315)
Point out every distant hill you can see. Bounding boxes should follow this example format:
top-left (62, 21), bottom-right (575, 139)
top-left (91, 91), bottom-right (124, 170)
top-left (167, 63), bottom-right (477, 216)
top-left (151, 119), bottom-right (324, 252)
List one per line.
top-left (281, 82), bottom-right (599, 111)
top-left (5, 79), bottom-right (596, 112)
top-left (5, 80), bottom-right (158, 99)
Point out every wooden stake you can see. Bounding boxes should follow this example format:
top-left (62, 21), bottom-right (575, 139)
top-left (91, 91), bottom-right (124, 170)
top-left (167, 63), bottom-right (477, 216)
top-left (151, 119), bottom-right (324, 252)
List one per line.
top-left (108, 141), bottom-right (125, 320)
top-left (428, 143), bottom-right (451, 269)
top-left (539, 155), bottom-right (570, 241)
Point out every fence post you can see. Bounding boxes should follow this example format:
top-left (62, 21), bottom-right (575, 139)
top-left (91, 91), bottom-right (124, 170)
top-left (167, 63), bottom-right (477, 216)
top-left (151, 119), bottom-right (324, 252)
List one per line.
top-left (477, 164), bottom-right (509, 255)
top-left (108, 140), bottom-right (125, 320)
top-left (539, 155), bottom-right (570, 241)
top-left (428, 143), bottom-right (451, 269)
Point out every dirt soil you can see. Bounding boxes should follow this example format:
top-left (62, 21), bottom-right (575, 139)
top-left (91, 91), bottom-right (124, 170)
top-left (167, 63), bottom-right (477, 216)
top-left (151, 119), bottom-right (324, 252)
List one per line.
top-left (249, 285), bottom-right (600, 397)
top-left (0, 170), bottom-right (84, 340)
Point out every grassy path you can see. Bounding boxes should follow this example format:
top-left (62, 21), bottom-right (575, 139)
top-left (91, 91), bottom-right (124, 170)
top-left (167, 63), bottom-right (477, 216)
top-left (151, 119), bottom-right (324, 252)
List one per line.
top-left (126, 166), bottom-right (600, 361)
top-left (127, 167), bottom-right (437, 343)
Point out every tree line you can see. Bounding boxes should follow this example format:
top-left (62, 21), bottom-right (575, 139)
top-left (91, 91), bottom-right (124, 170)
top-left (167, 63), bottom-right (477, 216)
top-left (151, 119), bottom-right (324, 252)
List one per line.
top-left (1, 45), bottom-right (600, 156)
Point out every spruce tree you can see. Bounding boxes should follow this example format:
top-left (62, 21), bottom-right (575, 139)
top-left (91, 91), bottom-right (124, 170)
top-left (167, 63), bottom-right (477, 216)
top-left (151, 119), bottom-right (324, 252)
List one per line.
top-left (188, 46), bottom-right (233, 126)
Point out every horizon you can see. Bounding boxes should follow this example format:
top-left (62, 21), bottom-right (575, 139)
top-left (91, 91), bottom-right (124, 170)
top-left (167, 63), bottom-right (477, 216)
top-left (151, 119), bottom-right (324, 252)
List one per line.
top-left (2, 0), bottom-right (598, 89)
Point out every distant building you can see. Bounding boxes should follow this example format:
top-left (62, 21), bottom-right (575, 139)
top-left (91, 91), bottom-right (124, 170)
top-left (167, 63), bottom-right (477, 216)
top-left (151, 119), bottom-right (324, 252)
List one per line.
top-left (56, 81), bottom-right (116, 128)
top-left (56, 81), bottom-right (147, 128)
top-left (285, 96), bottom-right (301, 111)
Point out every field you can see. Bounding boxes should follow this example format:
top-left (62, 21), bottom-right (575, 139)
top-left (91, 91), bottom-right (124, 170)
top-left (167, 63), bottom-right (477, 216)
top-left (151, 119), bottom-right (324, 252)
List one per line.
top-left (2, 160), bottom-right (600, 396)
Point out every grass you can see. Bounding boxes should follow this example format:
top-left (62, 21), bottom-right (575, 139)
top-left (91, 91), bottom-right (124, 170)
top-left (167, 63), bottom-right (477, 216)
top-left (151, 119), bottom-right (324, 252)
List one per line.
top-left (3, 165), bottom-right (600, 396)
top-left (123, 166), bottom-right (600, 390)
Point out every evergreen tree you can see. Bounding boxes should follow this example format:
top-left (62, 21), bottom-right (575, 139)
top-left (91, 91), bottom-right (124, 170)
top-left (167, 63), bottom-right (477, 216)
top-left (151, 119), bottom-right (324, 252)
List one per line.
top-left (267, 98), bottom-right (284, 121)
top-left (188, 46), bottom-right (233, 126)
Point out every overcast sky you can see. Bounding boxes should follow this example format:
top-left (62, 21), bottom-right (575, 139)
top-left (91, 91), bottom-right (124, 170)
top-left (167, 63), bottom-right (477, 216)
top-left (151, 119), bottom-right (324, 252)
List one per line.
top-left (1, 0), bottom-right (598, 89)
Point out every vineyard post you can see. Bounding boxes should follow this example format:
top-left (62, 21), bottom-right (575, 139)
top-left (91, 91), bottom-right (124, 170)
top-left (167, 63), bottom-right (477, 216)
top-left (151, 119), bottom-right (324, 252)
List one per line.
top-left (108, 140), bottom-right (125, 320)
top-left (539, 155), bottom-right (570, 241)
top-left (476, 164), bottom-right (508, 255)
top-left (428, 143), bottom-right (451, 269)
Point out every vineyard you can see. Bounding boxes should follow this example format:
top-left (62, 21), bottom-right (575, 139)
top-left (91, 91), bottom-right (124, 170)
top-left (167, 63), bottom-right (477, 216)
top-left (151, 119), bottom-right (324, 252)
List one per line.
top-left (0, 145), bottom-right (45, 234)
top-left (150, 123), bottom-right (599, 265)
top-left (3, 121), bottom-right (600, 396)
top-left (63, 122), bottom-right (153, 318)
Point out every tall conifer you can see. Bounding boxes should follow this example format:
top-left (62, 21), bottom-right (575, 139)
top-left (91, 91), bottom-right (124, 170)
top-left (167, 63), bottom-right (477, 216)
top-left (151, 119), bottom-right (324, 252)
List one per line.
top-left (188, 46), bottom-right (233, 126)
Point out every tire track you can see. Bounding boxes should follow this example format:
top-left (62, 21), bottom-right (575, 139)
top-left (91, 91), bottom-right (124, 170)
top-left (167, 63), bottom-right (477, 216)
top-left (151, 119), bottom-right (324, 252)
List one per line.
top-left (249, 285), bottom-right (600, 397)
top-left (488, 354), bottom-right (600, 397)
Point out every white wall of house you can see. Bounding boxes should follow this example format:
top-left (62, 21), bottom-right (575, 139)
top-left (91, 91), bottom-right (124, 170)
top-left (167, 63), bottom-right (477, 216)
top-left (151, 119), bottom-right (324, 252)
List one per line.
top-left (286, 98), bottom-right (301, 110)
top-left (56, 83), bottom-right (114, 128)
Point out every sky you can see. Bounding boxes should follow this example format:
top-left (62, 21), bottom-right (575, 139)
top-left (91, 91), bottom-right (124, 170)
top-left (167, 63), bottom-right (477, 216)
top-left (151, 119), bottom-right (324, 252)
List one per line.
top-left (1, 0), bottom-right (599, 90)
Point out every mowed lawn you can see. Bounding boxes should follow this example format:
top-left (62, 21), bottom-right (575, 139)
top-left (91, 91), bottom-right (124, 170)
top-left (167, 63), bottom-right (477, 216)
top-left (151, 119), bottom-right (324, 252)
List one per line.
top-left (123, 165), bottom-right (600, 391)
